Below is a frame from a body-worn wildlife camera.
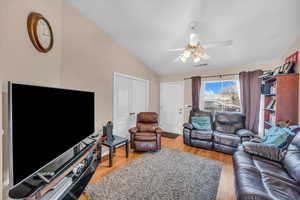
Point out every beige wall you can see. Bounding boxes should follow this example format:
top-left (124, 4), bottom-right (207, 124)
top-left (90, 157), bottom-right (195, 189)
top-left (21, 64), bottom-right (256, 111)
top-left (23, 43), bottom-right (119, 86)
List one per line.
top-left (0, 0), bottom-right (63, 199)
top-left (60, 2), bottom-right (160, 131)
top-left (281, 35), bottom-right (300, 123)
top-left (160, 62), bottom-right (279, 122)
top-left (0, 94), bottom-right (2, 200)
top-left (0, 1), bottom-right (159, 199)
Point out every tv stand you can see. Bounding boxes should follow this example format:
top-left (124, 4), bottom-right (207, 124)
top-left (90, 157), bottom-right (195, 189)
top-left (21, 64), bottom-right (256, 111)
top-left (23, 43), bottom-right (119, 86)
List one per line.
top-left (9, 136), bottom-right (105, 200)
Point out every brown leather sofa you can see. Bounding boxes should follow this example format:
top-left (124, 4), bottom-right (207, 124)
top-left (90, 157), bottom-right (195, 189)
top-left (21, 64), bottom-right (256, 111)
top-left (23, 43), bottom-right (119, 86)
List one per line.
top-left (129, 112), bottom-right (162, 152)
top-left (233, 131), bottom-right (300, 200)
top-left (183, 111), bottom-right (254, 154)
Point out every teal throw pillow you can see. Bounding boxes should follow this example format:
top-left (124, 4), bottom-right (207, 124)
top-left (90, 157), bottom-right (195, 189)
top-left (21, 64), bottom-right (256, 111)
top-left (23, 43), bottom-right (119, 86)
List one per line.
top-left (191, 116), bottom-right (212, 130)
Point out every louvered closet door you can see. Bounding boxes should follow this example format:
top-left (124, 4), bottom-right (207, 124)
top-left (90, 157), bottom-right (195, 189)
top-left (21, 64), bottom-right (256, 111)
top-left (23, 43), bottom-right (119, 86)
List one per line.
top-left (113, 73), bottom-right (149, 138)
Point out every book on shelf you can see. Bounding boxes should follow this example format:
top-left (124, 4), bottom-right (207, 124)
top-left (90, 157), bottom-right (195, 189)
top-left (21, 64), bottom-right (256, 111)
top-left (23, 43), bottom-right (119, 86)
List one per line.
top-left (270, 86), bottom-right (276, 95)
top-left (258, 72), bottom-right (274, 80)
top-left (266, 99), bottom-right (276, 109)
top-left (269, 113), bottom-right (276, 124)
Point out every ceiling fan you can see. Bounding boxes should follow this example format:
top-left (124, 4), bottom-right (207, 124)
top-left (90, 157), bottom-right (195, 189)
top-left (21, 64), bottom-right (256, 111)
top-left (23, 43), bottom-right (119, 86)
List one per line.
top-left (194, 63), bottom-right (208, 67)
top-left (169, 21), bottom-right (233, 63)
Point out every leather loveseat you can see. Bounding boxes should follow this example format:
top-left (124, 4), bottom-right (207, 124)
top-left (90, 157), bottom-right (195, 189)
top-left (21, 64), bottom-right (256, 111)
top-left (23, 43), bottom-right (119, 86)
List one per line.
top-left (233, 131), bottom-right (300, 200)
top-left (183, 110), bottom-right (254, 154)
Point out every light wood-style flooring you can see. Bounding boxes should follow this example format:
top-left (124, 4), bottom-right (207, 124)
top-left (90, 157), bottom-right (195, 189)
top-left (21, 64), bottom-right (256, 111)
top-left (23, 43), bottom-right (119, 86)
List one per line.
top-left (80, 136), bottom-right (235, 200)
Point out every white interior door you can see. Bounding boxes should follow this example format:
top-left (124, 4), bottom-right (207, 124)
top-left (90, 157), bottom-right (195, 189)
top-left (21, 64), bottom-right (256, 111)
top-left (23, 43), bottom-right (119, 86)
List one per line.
top-left (113, 73), bottom-right (149, 138)
top-left (114, 75), bottom-right (133, 138)
top-left (132, 79), bottom-right (149, 123)
top-left (160, 81), bottom-right (184, 134)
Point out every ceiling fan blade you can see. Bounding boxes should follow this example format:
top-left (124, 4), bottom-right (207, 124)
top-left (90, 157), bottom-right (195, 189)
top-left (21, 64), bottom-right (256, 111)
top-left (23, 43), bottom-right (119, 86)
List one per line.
top-left (194, 63), bottom-right (208, 67)
top-left (168, 48), bottom-right (185, 51)
top-left (201, 40), bottom-right (233, 49)
top-left (173, 56), bottom-right (181, 62)
top-left (201, 53), bottom-right (210, 60)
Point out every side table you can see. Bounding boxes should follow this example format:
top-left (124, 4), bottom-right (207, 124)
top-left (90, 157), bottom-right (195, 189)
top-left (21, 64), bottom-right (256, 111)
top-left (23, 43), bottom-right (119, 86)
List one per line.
top-left (101, 135), bottom-right (129, 167)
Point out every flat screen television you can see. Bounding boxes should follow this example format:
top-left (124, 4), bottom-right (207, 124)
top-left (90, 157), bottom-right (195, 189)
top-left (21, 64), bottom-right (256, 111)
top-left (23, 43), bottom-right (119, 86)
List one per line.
top-left (8, 82), bottom-right (95, 186)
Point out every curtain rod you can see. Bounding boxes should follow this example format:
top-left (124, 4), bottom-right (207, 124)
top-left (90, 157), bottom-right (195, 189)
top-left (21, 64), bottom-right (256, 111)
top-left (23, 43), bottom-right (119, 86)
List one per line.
top-left (184, 70), bottom-right (270, 80)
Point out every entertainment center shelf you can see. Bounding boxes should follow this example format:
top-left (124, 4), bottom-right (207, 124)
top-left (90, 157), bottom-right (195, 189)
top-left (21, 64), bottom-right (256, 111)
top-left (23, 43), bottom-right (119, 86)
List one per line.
top-left (8, 82), bottom-right (100, 200)
top-left (9, 136), bottom-right (105, 200)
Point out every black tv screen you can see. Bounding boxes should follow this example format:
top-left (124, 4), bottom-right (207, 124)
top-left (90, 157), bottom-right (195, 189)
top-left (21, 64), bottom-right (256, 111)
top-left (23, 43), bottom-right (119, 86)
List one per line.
top-left (10, 83), bottom-right (95, 185)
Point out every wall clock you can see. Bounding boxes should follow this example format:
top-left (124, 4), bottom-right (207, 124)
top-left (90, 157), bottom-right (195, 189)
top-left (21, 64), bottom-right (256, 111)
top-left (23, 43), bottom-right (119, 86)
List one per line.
top-left (27, 12), bottom-right (53, 53)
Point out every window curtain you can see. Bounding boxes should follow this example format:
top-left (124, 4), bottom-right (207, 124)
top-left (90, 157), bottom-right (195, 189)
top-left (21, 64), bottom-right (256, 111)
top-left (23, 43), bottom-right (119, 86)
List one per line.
top-left (192, 76), bottom-right (201, 112)
top-left (239, 70), bottom-right (263, 133)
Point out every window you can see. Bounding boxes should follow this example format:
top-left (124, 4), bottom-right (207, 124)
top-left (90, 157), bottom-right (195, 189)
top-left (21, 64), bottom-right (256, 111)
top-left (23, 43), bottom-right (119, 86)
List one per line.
top-left (202, 80), bottom-right (241, 112)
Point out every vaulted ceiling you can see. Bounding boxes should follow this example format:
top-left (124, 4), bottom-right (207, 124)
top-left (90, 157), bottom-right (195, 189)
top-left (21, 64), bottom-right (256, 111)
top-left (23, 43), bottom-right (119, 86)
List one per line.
top-left (67, 0), bottom-right (300, 74)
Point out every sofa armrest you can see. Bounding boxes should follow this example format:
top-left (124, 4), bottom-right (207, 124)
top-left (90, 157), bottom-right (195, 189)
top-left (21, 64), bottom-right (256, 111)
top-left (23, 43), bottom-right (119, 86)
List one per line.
top-left (183, 123), bottom-right (193, 130)
top-left (236, 129), bottom-right (256, 137)
top-left (129, 127), bottom-right (138, 134)
top-left (242, 141), bottom-right (283, 162)
top-left (249, 137), bottom-right (263, 143)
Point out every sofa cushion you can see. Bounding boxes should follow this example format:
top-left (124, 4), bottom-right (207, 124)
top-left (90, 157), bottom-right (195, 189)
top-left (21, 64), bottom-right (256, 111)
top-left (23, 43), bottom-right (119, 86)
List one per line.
top-left (137, 123), bottom-right (158, 132)
top-left (133, 141), bottom-right (157, 151)
top-left (214, 131), bottom-right (241, 147)
top-left (283, 133), bottom-right (300, 185)
top-left (214, 112), bottom-right (245, 134)
top-left (191, 130), bottom-right (213, 140)
top-left (137, 112), bottom-right (158, 123)
top-left (134, 132), bottom-right (157, 141)
top-left (242, 141), bottom-right (284, 162)
top-left (189, 110), bottom-right (213, 121)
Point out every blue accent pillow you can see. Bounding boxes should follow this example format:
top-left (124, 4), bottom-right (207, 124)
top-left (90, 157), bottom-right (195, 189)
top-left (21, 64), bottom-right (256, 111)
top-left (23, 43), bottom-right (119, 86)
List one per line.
top-left (262, 126), bottom-right (295, 148)
top-left (191, 116), bottom-right (212, 130)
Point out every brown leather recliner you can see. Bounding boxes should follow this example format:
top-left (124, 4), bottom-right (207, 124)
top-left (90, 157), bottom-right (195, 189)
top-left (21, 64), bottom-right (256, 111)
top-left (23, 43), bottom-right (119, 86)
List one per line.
top-left (129, 112), bottom-right (162, 152)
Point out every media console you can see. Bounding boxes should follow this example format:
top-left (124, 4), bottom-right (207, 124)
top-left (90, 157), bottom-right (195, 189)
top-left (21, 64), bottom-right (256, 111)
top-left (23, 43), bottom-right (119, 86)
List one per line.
top-left (9, 136), bottom-right (105, 200)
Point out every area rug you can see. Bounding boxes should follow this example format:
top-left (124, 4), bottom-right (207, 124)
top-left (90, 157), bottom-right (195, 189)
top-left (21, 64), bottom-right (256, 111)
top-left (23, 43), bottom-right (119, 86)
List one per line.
top-left (161, 131), bottom-right (180, 139)
top-left (85, 147), bottom-right (223, 200)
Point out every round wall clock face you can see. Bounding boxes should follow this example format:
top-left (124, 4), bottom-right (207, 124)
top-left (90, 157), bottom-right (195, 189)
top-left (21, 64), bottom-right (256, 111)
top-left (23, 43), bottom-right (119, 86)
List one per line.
top-left (27, 12), bottom-right (53, 53)
top-left (36, 19), bottom-right (51, 50)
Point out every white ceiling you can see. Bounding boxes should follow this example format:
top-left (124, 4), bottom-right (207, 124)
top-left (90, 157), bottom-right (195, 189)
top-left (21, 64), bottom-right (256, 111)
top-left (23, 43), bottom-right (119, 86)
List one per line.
top-left (67, 0), bottom-right (300, 74)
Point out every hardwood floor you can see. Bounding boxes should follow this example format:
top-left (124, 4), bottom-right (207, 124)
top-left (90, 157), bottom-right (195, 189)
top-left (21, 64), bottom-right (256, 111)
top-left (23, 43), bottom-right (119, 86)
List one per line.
top-left (80, 136), bottom-right (235, 200)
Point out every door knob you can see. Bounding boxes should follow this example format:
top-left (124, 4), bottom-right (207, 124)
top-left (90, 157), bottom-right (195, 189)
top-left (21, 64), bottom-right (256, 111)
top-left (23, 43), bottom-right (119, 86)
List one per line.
top-left (129, 112), bottom-right (135, 115)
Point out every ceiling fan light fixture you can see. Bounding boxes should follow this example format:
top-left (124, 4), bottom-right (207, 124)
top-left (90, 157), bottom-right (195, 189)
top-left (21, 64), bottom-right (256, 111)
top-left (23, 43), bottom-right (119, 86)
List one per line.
top-left (180, 55), bottom-right (187, 63)
top-left (183, 49), bottom-right (191, 57)
top-left (196, 50), bottom-right (203, 57)
top-left (189, 33), bottom-right (199, 46)
top-left (193, 56), bottom-right (201, 63)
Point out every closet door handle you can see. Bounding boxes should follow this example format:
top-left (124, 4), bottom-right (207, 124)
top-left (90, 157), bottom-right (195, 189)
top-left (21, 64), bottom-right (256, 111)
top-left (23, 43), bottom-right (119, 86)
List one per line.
top-left (129, 112), bottom-right (136, 116)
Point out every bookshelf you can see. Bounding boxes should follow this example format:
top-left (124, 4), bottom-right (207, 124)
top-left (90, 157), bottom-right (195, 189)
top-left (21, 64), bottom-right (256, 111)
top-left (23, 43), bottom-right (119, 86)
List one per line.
top-left (262, 73), bottom-right (299, 131)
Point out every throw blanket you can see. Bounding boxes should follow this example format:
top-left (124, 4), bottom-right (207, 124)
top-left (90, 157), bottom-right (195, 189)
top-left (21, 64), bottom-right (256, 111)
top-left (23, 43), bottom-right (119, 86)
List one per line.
top-left (262, 126), bottom-right (296, 148)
